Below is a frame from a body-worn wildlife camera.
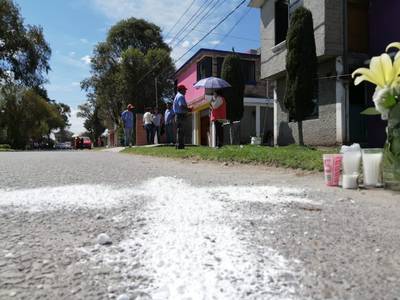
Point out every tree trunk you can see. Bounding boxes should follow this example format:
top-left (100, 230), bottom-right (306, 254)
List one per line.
top-left (229, 122), bottom-right (233, 145)
top-left (298, 120), bottom-right (304, 146)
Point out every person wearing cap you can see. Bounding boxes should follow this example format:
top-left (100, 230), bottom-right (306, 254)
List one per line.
top-left (173, 85), bottom-right (189, 149)
top-left (121, 104), bottom-right (135, 147)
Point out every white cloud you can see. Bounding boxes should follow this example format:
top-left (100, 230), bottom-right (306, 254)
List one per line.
top-left (69, 107), bottom-right (85, 135)
top-left (81, 55), bottom-right (91, 65)
top-left (181, 40), bottom-right (190, 49)
top-left (71, 82), bottom-right (80, 87)
top-left (209, 40), bottom-right (221, 46)
top-left (69, 51), bottom-right (76, 56)
top-left (90, 0), bottom-right (242, 66)
top-left (80, 38), bottom-right (89, 44)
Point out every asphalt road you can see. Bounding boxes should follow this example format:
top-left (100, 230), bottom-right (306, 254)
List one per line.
top-left (0, 151), bottom-right (399, 300)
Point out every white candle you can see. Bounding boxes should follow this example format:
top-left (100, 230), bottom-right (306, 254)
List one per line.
top-left (362, 149), bottom-right (383, 187)
top-left (342, 174), bottom-right (358, 189)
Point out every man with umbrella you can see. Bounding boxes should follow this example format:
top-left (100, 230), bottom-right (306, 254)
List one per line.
top-left (173, 85), bottom-right (189, 149)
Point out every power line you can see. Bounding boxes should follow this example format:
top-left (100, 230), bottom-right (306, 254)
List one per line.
top-left (137, 0), bottom-right (247, 84)
top-left (173, 0), bottom-right (222, 48)
top-left (193, 29), bottom-right (259, 42)
top-left (164, 0), bottom-right (197, 39)
top-left (213, 6), bottom-right (252, 49)
top-left (168, 0), bottom-right (213, 46)
top-left (175, 0), bottom-right (247, 64)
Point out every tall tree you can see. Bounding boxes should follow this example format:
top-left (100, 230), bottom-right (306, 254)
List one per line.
top-left (284, 7), bottom-right (317, 146)
top-left (0, 0), bottom-right (51, 86)
top-left (221, 52), bottom-right (245, 144)
top-left (82, 17), bottom-right (175, 128)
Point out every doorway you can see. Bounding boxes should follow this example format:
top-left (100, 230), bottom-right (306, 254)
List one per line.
top-left (200, 116), bottom-right (210, 146)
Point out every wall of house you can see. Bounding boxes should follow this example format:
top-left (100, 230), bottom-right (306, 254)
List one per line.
top-left (259, 0), bottom-right (343, 79)
top-left (369, 0), bottom-right (400, 56)
top-left (176, 63), bottom-right (205, 105)
top-left (275, 59), bottom-right (338, 146)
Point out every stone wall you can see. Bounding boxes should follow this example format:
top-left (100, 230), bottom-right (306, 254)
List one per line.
top-left (275, 59), bottom-right (338, 146)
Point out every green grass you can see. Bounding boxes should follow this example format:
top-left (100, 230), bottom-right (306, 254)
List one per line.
top-left (0, 144), bottom-right (12, 152)
top-left (123, 145), bottom-right (337, 172)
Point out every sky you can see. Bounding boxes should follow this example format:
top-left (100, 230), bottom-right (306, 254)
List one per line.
top-left (14, 0), bottom-right (260, 134)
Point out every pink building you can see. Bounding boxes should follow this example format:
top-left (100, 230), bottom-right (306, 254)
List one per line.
top-left (175, 48), bottom-right (273, 146)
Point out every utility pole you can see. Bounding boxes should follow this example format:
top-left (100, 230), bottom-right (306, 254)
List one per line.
top-left (155, 77), bottom-right (158, 109)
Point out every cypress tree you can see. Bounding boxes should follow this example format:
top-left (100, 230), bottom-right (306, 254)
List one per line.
top-left (221, 52), bottom-right (245, 144)
top-left (221, 53), bottom-right (245, 122)
top-left (284, 6), bottom-right (317, 145)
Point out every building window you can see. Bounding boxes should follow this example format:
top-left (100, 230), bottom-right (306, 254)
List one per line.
top-left (216, 57), bottom-right (225, 78)
top-left (241, 60), bottom-right (256, 84)
top-left (197, 57), bottom-right (212, 81)
top-left (275, 0), bottom-right (289, 45)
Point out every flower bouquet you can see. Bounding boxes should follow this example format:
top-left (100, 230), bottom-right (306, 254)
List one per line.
top-left (352, 42), bottom-right (400, 190)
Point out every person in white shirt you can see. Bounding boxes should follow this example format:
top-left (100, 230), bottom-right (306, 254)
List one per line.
top-left (143, 108), bottom-right (154, 144)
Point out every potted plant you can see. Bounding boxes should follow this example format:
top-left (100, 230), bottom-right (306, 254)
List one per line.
top-left (352, 42), bottom-right (400, 190)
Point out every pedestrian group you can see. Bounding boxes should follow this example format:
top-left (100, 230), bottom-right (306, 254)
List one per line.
top-left (121, 84), bottom-right (226, 149)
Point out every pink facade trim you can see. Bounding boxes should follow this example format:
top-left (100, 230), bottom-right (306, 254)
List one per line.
top-left (176, 63), bottom-right (205, 106)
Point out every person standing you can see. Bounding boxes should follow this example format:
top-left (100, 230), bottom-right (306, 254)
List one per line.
top-left (143, 107), bottom-right (154, 145)
top-left (164, 102), bottom-right (175, 144)
top-left (210, 90), bottom-right (227, 148)
top-left (121, 104), bottom-right (135, 147)
top-left (173, 85), bottom-right (189, 149)
top-left (153, 108), bottom-right (163, 144)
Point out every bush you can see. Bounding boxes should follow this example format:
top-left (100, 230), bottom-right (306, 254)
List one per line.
top-left (0, 144), bottom-right (11, 149)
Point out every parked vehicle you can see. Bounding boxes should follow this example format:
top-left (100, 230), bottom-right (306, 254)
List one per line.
top-left (81, 137), bottom-right (92, 149)
top-left (54, 142), bottom-right (73, 150)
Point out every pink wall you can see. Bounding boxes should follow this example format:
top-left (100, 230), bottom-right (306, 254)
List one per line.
top-left (176, 63), bottom-right (205, 105)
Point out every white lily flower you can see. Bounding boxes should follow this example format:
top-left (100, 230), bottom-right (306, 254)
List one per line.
top-left (373, 87), bottom-right (393, 120)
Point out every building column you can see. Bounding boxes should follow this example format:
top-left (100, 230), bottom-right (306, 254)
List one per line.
top-left (336, 56), bottom-right (347, 144)
top-left (192, 112), bottom-right (200, 145)
top-left (256, 105), bottom-right (261, 137)
top-left (211, 121), bottom-right (216, 148)
top-left (273, 87), bottom-right (278, 146)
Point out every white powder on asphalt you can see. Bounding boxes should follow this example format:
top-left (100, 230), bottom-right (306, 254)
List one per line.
top-left (91, 177), bottom-right (312, 299)
top-left (0, 177), bottom-right (313, 299)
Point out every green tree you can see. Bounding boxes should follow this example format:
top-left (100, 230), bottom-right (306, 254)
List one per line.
top-left (82, 17), bottom-right (175, 128)
top-left (221, 52), bottom-right (245, 144)
top-left (284, 7), bottom-right (317, 146)
top-left (0, 0), bottom-right (51, 86)
top-left (1, 86), bottom-right (64, 148)
top-left (77, 102), bottom-right (105, 144)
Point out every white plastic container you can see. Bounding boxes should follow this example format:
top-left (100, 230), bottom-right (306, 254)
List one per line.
top-left (341, 144), bottom-right (362, 175)
top-left (251, 137), bottom-right (261, 145)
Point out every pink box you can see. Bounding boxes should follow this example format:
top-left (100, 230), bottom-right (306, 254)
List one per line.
top-left (323, 154), bottom-right (342, 186)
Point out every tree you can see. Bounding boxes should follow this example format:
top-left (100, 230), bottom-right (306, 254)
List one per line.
top-left (54, 129), bottom-right (74, 143)
top-left (0, 0), bottom-right (51, 86)
top-left (81, 17), bottom-right (175, 128)
top-left (0, 85), bottom-right (69, 149)
top-left (284, 7), bottom-right (317, 146)
top-left (77, 102), bottom-right (105, 144)
top-left (221, 52), bottom-right (245, 144)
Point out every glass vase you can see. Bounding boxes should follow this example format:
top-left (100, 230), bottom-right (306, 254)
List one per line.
top-left (383, 102), bottom-right (400, 191)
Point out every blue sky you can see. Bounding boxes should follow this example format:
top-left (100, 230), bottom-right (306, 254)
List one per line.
top-left (15, 0), bottom-right (260, 133)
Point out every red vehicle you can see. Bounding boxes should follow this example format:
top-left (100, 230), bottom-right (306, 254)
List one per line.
top-left (81, 137), bottom-right (93, 149)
